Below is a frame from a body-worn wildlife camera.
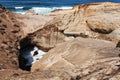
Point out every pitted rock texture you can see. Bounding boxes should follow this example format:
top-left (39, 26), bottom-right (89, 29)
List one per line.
top-left (0, 5), bottom-right (23, 69)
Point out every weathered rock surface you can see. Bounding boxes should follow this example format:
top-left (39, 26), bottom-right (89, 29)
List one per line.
top-left (0, 2), bottom-right (120, 80)
top-left (44, 2), bottom-right (120, 42)
top-left (21, 25), bottom-right (65, 51)
top-left (31, 37), bottom-right (120, 70)
top-left (18, 2), bottom-right (120, 52)
top-left (18, 3), bottom-right (120, 79)
top-left (16, 12), bottom-right (54, 36)
top-left (31, 37), bottom-right (120, 79)
top-left (0, 5), bottom-right (23, 69)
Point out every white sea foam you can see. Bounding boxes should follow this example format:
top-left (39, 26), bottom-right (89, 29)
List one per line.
top-left (15, 6), bottom-right (72, 14)
top-left (15, 7), bottom-right (24, 9)
top-left (15, 11), bottom-right (26, 14)
top-left (30, 46), bottom-right (46, 64)
top-left (22, 46), bottom-right (45, 66)
top-left (30, 6), bottom-right (72, 14)
top-left (13, 7), bottom-right (26, 14)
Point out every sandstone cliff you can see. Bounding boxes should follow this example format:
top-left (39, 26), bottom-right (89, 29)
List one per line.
top-left (0, 5), bottom-right (23, 69)
top-left (44, 2), bottom-right (120, 42)
top-left (0, 2), bottom-right (120, 80)
top-left (31, 37), bottom-right (120, 79)
top-left (16, 12), bottom-right (54, 36)
top-left (29, 2), bottom-right (120, 80)
top-left (20, 2), bottom-right (120, 53)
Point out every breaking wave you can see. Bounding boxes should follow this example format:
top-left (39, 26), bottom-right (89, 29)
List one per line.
top-left (14, 6), bottom-right (72, 14)
top-left (30, 6), bottom-right (72, 14)
top-left (14, 6), bottom-right (24, 9)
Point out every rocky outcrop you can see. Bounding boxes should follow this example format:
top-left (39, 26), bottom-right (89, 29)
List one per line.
top-left (45, 2), bottom-right (120, 42)
top-left (13, 2), bottom-right (120, 80)
top-left (0, 2), bottom-right (120, 80)
top-left (31, 37), bottom-right (120, 79)
top-left (21, 25), bottom-right (65, 51)
top-left (31, 37), bottom-right (120, 71)
top-left (0, 5), bottom-right (23, 69)
top-left (18, 2), bottom-right (120, 52)
top-left (16, 12), bottom-right (54, 36)
top-left (71, 57), bottom-right (120, 80)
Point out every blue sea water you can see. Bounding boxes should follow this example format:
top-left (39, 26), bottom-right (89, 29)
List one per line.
top-left (0, 0), bottom-right (120, 14)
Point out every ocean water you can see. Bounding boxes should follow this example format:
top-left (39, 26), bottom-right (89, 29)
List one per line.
top-left (20, 46), bottom-right (45, 67)
top-left (0, 0), bottom-right (120, 14)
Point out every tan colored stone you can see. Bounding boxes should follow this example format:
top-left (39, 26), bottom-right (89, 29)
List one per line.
top-left (16, 13), bottom-right (54, 36)
top-left (23, 25), bottom-right (65, 51)
top-left (31, 37), bottom-right (120, 71)
top-left (0, 6), bottom-right (23, 69)
top-left (44, 2), bottom-right (120, 42)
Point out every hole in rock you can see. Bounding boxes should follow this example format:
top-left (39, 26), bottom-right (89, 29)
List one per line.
top-left (19, 44), bottom-right (46, 71)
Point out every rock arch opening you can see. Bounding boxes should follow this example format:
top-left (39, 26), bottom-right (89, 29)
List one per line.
top-left (18, 37), bottom-right (45, 71)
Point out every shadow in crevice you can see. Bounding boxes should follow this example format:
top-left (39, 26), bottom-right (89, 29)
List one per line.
top-left (18, 36), bottom-right (36, 71)
top-left (18, 37), bottom-right (46, 71)
top-left (18, 45), bottom-right (34, 71)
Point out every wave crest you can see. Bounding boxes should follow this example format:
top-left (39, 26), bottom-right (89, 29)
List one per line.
top-left (15, 7), bottom-right (24, 9)
top-left (30, 6), bottom-right (72, 14)
top-left (14, 6), bottom-right (72, 14)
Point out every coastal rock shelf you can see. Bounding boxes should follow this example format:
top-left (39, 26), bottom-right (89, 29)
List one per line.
top-left (0, 5), bottom-right (23, 70)
top-left (0, 2), bottom-right (120, 80)
top-left (43, 2), bottom-right (120, 42)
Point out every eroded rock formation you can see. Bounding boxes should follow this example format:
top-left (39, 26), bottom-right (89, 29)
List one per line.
top-left (31, 38), bottom-right (120, 79)
top-left (29, 2), bottom-right (120, 80)
top-left (0, 5), bottom-right (23, 69)
top-left (24, 25), bottom-right (65, 51)
top-left (16, 12), bottom-right (54, 36)
top-left (0, 2), bottom-right (120, 80)
top-left (44, 2), bottom-right (120, 42)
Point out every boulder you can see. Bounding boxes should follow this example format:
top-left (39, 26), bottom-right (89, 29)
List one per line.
top-left (31, 37), bottom-right (120, 79)
top-left (31, 37), bottom-right (120, 72)
top-left (16, 11), bottom-right (54, 36)
top-left (23, 25), bottom-right (65, 51)
top-left (44, 2), bottom-right (120, 42)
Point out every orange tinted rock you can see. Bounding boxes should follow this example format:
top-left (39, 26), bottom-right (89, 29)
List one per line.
top-left (0, 6), bottom-right (23, 69)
